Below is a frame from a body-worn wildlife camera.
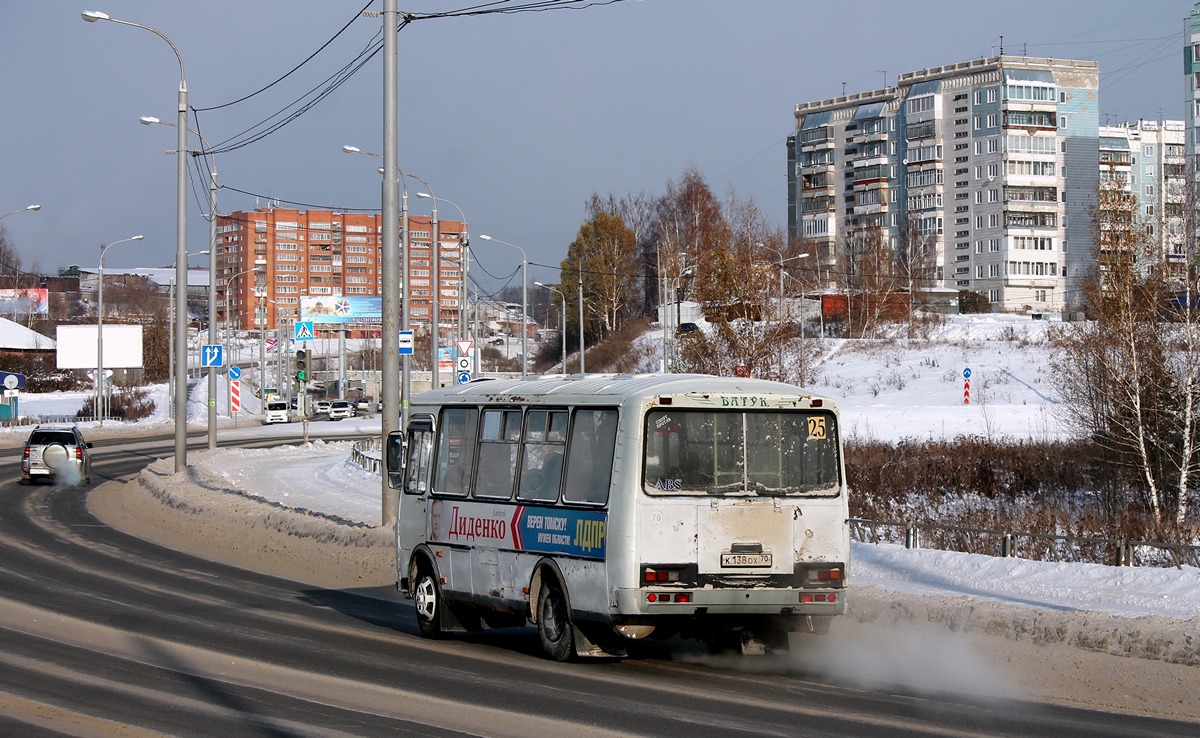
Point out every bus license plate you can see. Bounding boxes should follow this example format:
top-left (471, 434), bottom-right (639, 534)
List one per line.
top-left (721, 553), bottom-right (772, 567)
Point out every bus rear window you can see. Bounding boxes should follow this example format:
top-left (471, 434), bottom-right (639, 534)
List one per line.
top-left (642, 409), bottom-right (839, 496)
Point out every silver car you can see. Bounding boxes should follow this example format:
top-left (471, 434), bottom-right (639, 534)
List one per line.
top-left (21, 424), bottom-right (93, 485)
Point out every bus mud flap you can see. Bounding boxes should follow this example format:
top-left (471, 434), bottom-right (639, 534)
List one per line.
top-left (574, 623), bottom-right (627, 658)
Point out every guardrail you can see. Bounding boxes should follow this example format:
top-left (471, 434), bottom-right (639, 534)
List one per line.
top-left (351, 437), bottom-right (382, 474)
top-left (851, 518), bottom-right (1200, 570)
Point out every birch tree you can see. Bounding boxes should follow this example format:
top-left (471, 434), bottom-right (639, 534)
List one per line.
top-left (1052, 177), bottom-right (1200, 529)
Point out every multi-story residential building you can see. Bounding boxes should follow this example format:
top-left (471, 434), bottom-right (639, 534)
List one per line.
top-left (1186, 3), bottom-right (1200, 165)
top-left (216, 208), bottom-right (465, 333)
top-left (787, 56), bottom-right (1100, 312)
top-left (1098, 120), bottom-right (1187, 272)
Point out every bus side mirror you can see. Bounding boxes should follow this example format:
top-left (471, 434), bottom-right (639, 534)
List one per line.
top-left (386, 432), bottom-right (405, 490)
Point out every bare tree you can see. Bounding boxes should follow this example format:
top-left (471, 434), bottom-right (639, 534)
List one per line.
top-left (561, 207), bottom-right (638, 341)
top-left (1052, 176), bottom-right (1200, 530)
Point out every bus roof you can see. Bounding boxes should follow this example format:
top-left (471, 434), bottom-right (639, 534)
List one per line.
top-left (411, 373), bottom-right (836, 409)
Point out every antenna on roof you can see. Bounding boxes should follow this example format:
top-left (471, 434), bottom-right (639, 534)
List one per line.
top-left (999, 35), bottom-right (1004, 56)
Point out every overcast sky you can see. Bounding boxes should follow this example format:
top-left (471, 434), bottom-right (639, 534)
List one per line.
top-left (1, 0), bottom-right (1193, 298)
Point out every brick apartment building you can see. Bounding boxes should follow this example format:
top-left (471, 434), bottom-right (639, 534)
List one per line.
top-left (216, 207), bottom-right (465, 333)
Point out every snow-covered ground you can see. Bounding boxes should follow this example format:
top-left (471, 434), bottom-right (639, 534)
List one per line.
top-left (10, 314), bottom-right (1200, 626)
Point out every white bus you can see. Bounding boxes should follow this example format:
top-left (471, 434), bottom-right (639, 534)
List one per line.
top-left (385, 373), bottom-right (848, 660)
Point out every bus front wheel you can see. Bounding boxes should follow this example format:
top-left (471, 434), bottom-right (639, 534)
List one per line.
top-left (414, 569), bottom-right (444, 638)
top-left (537, 580), bottom-right (574, 661)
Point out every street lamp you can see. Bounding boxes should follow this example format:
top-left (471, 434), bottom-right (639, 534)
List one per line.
top-left (140, 115), bottom-right (220, 449)
top-left (417, 192), bottom-right (470, 348)
top-left (85, 9), bottom-right (190, 472)
top-left (342, 144), bottom-right (431, 428)
top-left (534, 281), bottom-right (567, 374)
top-left (412, 189), bottom-right (441, 389)
top-left (222, 259), bottom-right (265, 413)
top-left (96, 234), bottom-right (145, 425)
top-left (477, 235), bottom-right (528, 377)
top-left (0, 204), bottom-right (41, 221)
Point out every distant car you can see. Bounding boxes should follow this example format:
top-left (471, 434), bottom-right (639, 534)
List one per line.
top-left (677, 322), bottom-right (699, 334)
top-left (488, 337), bottom-right (505, 345)
top-left (327, 400), bottom-right (353, 421)
top-left (263, 401), bottom-right (290, 425)
top-left (355, 397), bottom-right (374, 412)
top-left (21, 424), bottom-right (93, 485)
top-left (314, 400), bottom-right (332, 416)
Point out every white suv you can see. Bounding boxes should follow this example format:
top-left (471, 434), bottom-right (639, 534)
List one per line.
top-left (21, 424), bottom-right (93, 485)
top-left (327, 400), bottom-right (353, 421)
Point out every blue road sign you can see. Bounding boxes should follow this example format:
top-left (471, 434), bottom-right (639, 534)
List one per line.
top-left (457, 371), bottom-right (472, 385)
top-left (201, 345), bottom-right (224, 367)
top-left (228, 365), bottom-right (242, 380)
top-left (399, 330), bottom-right (414, 355)
top-left (294, 321), bottom-right (315, 341)
top-left (0, 371), bottom-right (26, 390)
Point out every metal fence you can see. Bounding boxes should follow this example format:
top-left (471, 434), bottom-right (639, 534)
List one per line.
top-left (851, 518), bottom-right (1200, 570)
top-left (351, 437), bottom-right (382, 475)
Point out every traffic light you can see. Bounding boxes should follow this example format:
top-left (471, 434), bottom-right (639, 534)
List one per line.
top-left (295, 349), bottom-right (309, 382)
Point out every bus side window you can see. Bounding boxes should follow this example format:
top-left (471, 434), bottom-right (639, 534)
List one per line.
top-left (518, 409), bottom-right (567, 503)
top-left (475, 408), bottom-right (521, 500)
top-left (434, 407), bottom-right (477, 496)
top-left (403, 428), bottom-right (434, 496)
top-left (562, 408), bottom-right (618, 505)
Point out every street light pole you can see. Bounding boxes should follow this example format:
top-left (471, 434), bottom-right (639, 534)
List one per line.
top-left (534, 281), bottom-right (567, 373)
top-left (578, 268), bottom-right (585, 374)
top-left (0, 204), bottom-right (41, 221)
top-left (140, 115), bottom-right (219, 449)
top-left (96, 234), bottom-right (144, 425)
top-left (477, 235), bottom-right (528, 377)
top-left (222, 260), bottom-right (264, 413)
top-left (84, 9), bottom-right (190, 471)
top-left (417, 192), bottom-right (468, 349)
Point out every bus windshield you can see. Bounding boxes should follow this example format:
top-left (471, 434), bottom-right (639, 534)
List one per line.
top-left (642, 408), bottom-right (840, 497)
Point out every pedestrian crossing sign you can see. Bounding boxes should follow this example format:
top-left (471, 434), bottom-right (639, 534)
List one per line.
top-left (294, 321), bottom-right (314, 341)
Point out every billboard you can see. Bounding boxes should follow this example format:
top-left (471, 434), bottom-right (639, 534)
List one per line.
top-left (0, 289), bottom-right (48, 316)
top-left (55, 324), bottom-right (144, 369)
top-left (300, 295), bottom-right (381, 325)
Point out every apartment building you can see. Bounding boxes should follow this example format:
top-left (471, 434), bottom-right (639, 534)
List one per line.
top-left (1098, 120), bottom-right (1187, 270)
top-left (787, 56), bottom-right (1099, 312)
top-left (1186, 3), bottom-right (1200, 164)
top-left (215, 208), bottom-right (465, 333)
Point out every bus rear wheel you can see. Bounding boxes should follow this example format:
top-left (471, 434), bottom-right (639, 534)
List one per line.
top-left (413, 569), bottom-right (443, 638)
top-left (537, 581), bottom-right (574, 661)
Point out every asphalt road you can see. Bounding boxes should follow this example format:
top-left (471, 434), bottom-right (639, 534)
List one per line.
top-left (0, 430), bottom-right (1195, 737)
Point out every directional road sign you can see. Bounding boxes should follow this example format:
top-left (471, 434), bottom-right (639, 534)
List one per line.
top-left (457, 371), bottom-right (472, 385)
top-left (228, 365), bottom-right (242, 380)
top-left (201, 345), bottom-right (224, 367)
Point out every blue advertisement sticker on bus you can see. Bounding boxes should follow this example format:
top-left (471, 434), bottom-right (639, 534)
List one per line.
top-left (430, 499), bottom-right (607, 560)
top-left (513, 505), bottom-right (607, 559)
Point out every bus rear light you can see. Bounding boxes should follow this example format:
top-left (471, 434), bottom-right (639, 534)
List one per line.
top-left (800, 593), bottom-right (837, 603)
top-left (643, 567), bottom-right (681, 583)
top-left (811, 399), bottom-right (823, 407)
top-left (658, 395), bottom-right (673, 405)
top-left (647, 592), bottom-right (692, 604)
top-left (799, 563), bottom-right (845, 588)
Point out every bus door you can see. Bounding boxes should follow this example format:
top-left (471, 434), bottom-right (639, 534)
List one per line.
top-left (398, 415), bottom-right (435, 581)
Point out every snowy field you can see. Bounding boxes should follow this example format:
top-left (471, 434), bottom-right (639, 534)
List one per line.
top-left (10, 314), bottom-right (1200, 628)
